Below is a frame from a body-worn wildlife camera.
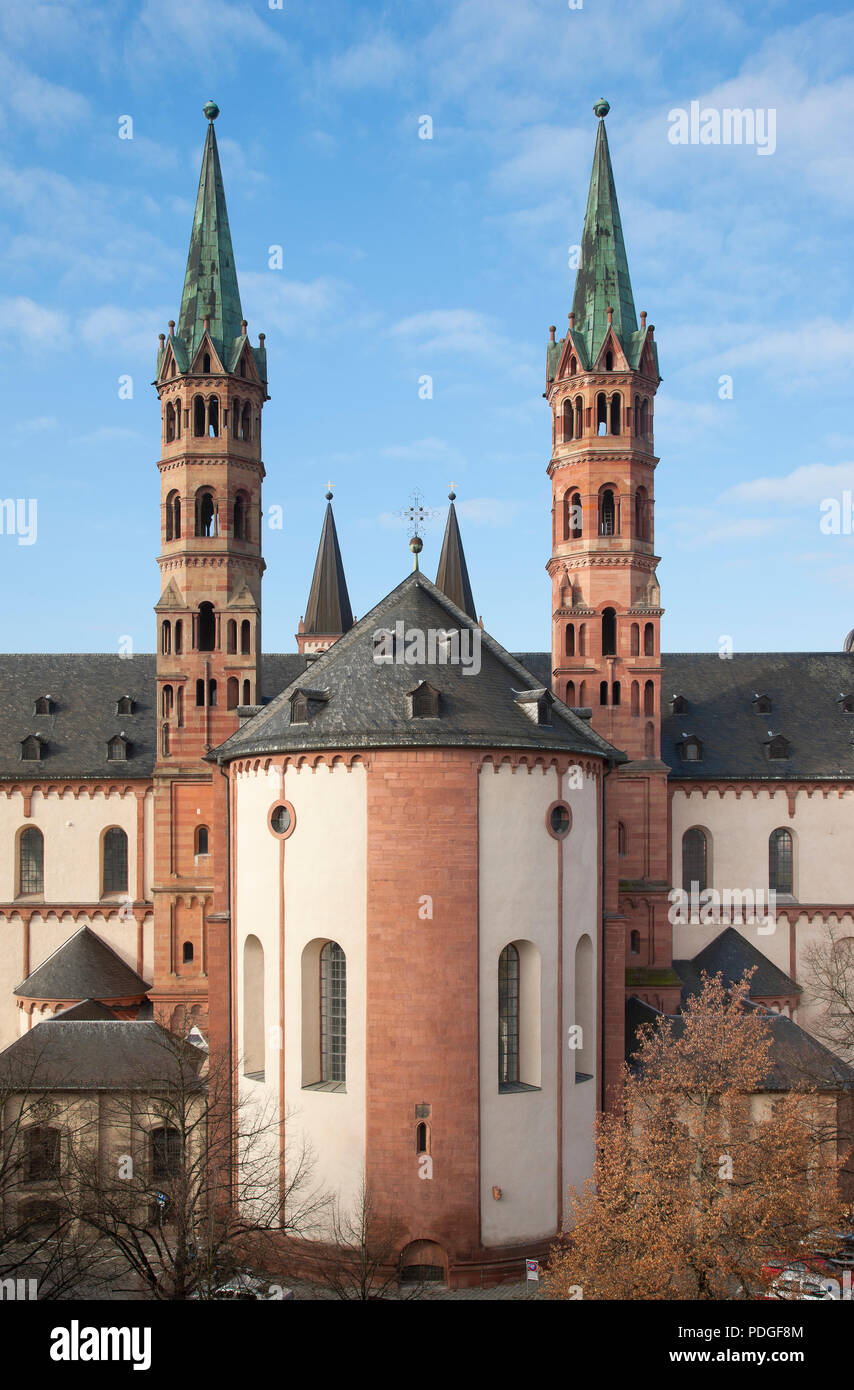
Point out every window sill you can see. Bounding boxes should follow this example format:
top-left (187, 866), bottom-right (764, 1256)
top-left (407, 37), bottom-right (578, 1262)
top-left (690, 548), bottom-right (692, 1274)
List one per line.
top-left (498, 1081), bottom-right (541, 1095)
top-left (302, 1080), bottom-right (346, 1094)
top-left (575, 1071), bottom-right (594, 1084)
top-left (244, 1070), bottom-right (265, 1083)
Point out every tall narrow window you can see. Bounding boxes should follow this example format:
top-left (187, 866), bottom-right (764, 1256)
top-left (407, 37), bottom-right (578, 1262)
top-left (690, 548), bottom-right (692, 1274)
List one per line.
top-left (176, 686), bottom-right (183, 726)
top-left (196, 679), bottom-right (205, 706)
top-left (599, 680), bottom-right (608, 706)
top-left (161, 685), bottom-right (173, 718)
top-left (161, 723), bottom-right (170, 756)
top-left (207, 395), bottom-right (219, 437)
top-left (769, 828), bottom-right (793, 895)
top-left (618, 821), bottom-right (627, 855)
top-left (241, 620), bottom-right (251, 655)
top-left (227, 677), bottom-right (239, 709)
top-left (242, 679), bottom-right (251, 705)
top-left (574, 396), bottom-right (583, 438)
top-left (103, 827), bottom-right (128, 895)
top-left (565, 624), bottom-right (575, 657)
top-left (570, 491), bottom-right (582, 539)
top-left (602, 607), bottom-right (616, 656)
top-left (233, 493), bottom-right (247, 540)
top-left (416, 1123), bottom-right (429, 1154)
top-left (612, 681), bottom-right (621, 706)
top-left (195, 825), bottom-right (209, 856)
top-left (644, 680), bottom-right (654, 716)
top-left (227, 620), bottom-right (237, 654)
top-left (19, 827), bottom-right (44, 895)
top-left (208, 679), bottom-right (217, 707)
top-left (174, 619), bottom-right (183, 654)
top-left (631, 680), bottom-right (640, 716)
top-left (610, 393), bottom-right (621, 435)
top-left (241, 403), bottom-right (251, 442)
top-left (599, 489), bottom-right (615, 536)
top-left (192, 395), bottom-right (205, 437)
top-left (195, 490), bottom-right (215, 538)
top-left (165, 490), bottom-right (180, 540)
top-left (640, 398), bottom-right (649, 436)
top-left (574, 935), bottom-right (593, 1078)
top-left (25, 1126), bottom-right (60, 1182)
top-left (682, 827), bottom-right (708, 894)
top-left (243, 935), bottom-right (265, 1080)
top-left (578, 623), bottom-right (587, 656)
top-left (596, 392), bottom-right (607, 435)
top-left (498, 944), bottom-right (519, 1085)
top-left (151, 1125), bottom-right (182, 1181)
top-left (198, 602), bottom-right (215, 652)
top-left (566, 680), bottom-right (575, 704)
top-left (630, 929), bottom-right (640, 954)
top-left (630, 623), bottom-right (640, 656)
top-left (165, 402), bottom-right (176, 443)
top-left (161, 621), bottom-right (171, 655)
top-left (321, 941), bottom-right (346, 1083)
top-left (644, 623), bottom-right (655, 656)
top-left (563, 398), bottom-right (573, 442)
top-left (635, 487), bottom-right (647, 540)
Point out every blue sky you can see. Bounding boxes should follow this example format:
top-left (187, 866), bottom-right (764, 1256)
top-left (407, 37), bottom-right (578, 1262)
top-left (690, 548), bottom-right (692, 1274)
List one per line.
top-left (1, 0), bottom-right (853, 656)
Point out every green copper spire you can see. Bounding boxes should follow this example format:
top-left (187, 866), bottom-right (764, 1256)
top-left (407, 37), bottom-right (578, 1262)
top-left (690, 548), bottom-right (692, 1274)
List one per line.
top-left (177, 102), bottom-right (244, 365)
top-left (570, 102), bottom-right (637, 360)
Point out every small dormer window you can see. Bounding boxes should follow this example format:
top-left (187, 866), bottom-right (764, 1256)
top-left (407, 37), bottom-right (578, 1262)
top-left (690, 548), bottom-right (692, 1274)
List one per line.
top-left (290, 694), bottom-right (308, 724)
top-left (671, 695), bottom-right (687, 715)
top-left (21, 735), bottom-right (44, 761)
top-left (116, 696), bottom-right (135, 716)
top-left (839, 694), bottom-right (854, 714)
top-left (753, 693), bottom-right (772, 715)
top-left (33, 696), bottom-right (53, 716)
top-left (513, 687), bottom-right (553, 726)
top-left (107, 735), bottom-right (130, 761)
top-left (767, 735), bottom-right (790, 761)
top-left (409, 682), bottom-right (440, 718)
top-left (679, 735), bottom-right (703, 763)
top-left (289, 688), bottom-right (328, 725)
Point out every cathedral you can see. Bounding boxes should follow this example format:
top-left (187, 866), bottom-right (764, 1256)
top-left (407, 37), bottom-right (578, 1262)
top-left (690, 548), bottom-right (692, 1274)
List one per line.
top-left (1, 99), bottom-right (852, 1287)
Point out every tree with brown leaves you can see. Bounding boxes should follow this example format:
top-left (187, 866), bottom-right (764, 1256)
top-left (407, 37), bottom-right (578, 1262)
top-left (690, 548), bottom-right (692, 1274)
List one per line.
top-left (546, 972), bottom-right (846, 1300)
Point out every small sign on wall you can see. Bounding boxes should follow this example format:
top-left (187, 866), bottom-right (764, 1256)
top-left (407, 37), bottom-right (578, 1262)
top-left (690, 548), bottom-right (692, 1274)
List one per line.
top-left (526, 1259), bottom-right (539, 1283)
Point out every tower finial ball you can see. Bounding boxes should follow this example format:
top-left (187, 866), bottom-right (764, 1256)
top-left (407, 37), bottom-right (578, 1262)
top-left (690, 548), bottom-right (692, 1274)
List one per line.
top-left (203, 100), bottom-right (220, 122)
top-left (593, 98), bottom-right (610, 118)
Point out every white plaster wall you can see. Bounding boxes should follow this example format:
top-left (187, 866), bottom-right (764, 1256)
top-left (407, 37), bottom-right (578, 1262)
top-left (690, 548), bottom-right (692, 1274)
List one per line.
top-left (234, 762), bottom-right (367, 1228)
top-left (0, 788), bottom-right (141, 902)
top-left (478, 760), bottom-right (599, 1246)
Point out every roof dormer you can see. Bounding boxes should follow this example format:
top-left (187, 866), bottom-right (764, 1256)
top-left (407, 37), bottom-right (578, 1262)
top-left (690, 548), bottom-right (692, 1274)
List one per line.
top-left (752, 692), bottom-right (772, 715)
top-left (21, 734), bottom-right (45, 761)
top-left (33, 695), bottom-right (54, 716)
top-left (513, 687), bottom-right (553, 726)
top-left (289, 688), bottom-right (329, 725)
top-left (407, 681), bottom-right (441, 719)
top-left (765, 734), bottom-right (790, 761)
top-left (116, 695), bottom-right (135, 716)
top-left (107, 734), bottom-right (131, 761)
top-left (677, 734), bottom-right (703, 763)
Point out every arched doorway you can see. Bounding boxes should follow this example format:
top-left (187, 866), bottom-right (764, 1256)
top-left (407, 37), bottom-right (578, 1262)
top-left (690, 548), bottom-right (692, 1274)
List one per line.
top-left (399, 1239), bottom-right (447, 1285)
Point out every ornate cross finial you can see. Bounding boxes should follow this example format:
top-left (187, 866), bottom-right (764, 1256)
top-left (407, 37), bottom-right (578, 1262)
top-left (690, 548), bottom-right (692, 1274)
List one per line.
top-left (396, 488), bottom-right (440, 572)
top-left (448, 480), bottom-right (457, 501)
top-left (326, 480), bottom-right (335, 500)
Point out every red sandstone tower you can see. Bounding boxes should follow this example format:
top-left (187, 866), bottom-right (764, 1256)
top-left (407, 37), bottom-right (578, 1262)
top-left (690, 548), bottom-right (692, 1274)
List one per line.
top-left (546, 100), bottom-right (678, 1104)
top-left (150, 102), bottom-right (268, 1030)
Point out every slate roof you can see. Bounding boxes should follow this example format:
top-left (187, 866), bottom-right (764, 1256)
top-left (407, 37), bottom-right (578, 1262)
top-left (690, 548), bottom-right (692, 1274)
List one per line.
top-left (302, 500), bottom-right (354, 637)
top-left (435, 498), bottom-right (477, 622)
top-left (53, 999), bottom-right (117, 1021)
top-left (14, 926), bottom-right (151, 1001)
top-left (626, 993), bottom-right (854, 1092)
top-left (209, 572), bottom-right (624, 764)
top-left (0, 652), bottom-right (309, 780)
top-left (673, 928), bottom-right (801, 1005)
top-left (0, 1020), bottom-right (207, 1091)
top-left (659, 652), bottom-right (854, 780)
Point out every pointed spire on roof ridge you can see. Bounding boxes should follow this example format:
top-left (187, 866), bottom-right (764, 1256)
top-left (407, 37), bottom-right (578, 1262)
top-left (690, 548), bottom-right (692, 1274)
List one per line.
top-left (570, 100), bottom-right (638, 361)
top-left (176, 101), bottom-right (244, 365)
top-left (435, 488), bottom-right (477, 621)
top-left (299, 490), bottom-right (354, 649)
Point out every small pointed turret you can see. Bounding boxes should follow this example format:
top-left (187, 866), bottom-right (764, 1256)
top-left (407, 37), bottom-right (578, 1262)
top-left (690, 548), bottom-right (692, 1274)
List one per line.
top-left (435, 490), bottom-right (476, 620)
top-left (176, 101), bottom-right (244, 366)
top-left (296, 491), bottom-right (354, 655)
top-left (570, 100), bottom-right (638, 362)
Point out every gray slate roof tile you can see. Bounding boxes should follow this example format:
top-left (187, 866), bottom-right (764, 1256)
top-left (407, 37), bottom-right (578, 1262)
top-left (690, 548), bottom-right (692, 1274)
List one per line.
top-left (0, 1020), bottom-right (206, 1090)
top-left (14, 926), bottom-right (150, 1001)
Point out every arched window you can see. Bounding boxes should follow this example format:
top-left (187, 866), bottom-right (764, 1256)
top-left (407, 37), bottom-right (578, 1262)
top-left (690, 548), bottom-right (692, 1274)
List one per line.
top-left (578, 623), bottom-right (586, 657)
top-left (196, 679), bottom-right (205, 707)
top-left (569, 355), bottom-right (577, 375)
top-left (207, 395), bottom-right (219, 437)
top-left (25, 1126), bottom-right (60, 1181)
top-left (612, 681), bottom-right (621, 706)
top-left (161, 620), bottom-right (171, 655)
top-left (682, 827), bottom-right (708, 893)
top-left (227, 677), bottom-right (239, 710)
top-left (243, 935), bottom-right (265, 1080)
top-left (208, 679), bottom-right (217, 707)
top-left (174, 619), bottom-right (183, 655)
top-left (570, 491), bottom-right (582, 539)
top-left (644, 623), bottom-right (655, 656)
top-left (161, 685), bottom-right (173, 718)
top-left (193, 395), bottom-right (206, 437)
top-left (640, 398), bottom-right (649, 436)
top-left (602, 607), bottom-right (616, 656)
top-left (599, 488), bottom-right (615, 536)
top-left (563, 397), bottom-right (573, 442)
top-left (610, 393), bottom-right (621, 435)
top-left (596, 392), bottom-right (607, 435)
top-left (415, 1122), bottom-right (429, 1154)
top-left (605, 349), bottom-right (614, 372)
top-left (618, 821), bottom-right (627, 855)
top-left (630, 929), bottom-right (640, 954)
top-left (165, 402), bottom-right (176, 443)
top-left (643, 679), bottom-right (654, 716)
top-left (634, 395), bottom-right (640, 434)
top-left (233, 493), bottom-right (247, 540)
top-left (195, 825), bottom-right (209, 856)
top-left (242, 679), bottom-right (251, 705)
top-left (227, 620), bottom-right (237, 654)
top-left (202, 351), bottom-right (211, 374)
top-left (631, 680), bottom-right (640, 716)
top-left (644, 721), bottom-right (655, 756)
top-left (241, 620), bottom-right (251, 655)
top-left (241, 403), bottom-right (251, 442)
top-left (161, 722), bottom-right (170, 756)
top-left (635, 487), bottom-right (647, 540)
top-left (574, 396), bottom-right (583, 438)
top-left (498, 944), bottom-right (519, 1084)
top-left (565, 624), bottom-right (575, 657)
top-left (574, 935), bottom-right (593, 1078)
top-left (578, 680), bottom-right (587, 706)
top-left (599, 680), bottom-right (608, 706)
top-left (630, 623), bottom-right (640, 656)
top-left (182, 941), bottom-right (194, 965)
top-left (195, 489), bottom-right (215, 538)
top-left (176, 687), bottom-right (183, 726)
top-left (198, 602), bottom-right (215, 652)
top-left (103, 827), bottom-right (128, 895)
top-left (321, 941), bottom-right (346, 1083)
top-left (566, 680), bottom-right (575, 704)
top-left (151, 1125), bottom-right (181, 1181)
top-left (165, 490), bottom-right (181, 541)
top-left (769, 828), bottom-right (793, 895)
top-left (18, 827), bottom-right (44, 895)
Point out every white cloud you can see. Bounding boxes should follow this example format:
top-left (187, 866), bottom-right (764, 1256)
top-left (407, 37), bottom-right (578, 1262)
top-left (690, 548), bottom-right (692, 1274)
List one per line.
top-left (0, 53), bottom-right (89, 134)
top-left (78, 305), bottom-right (165, 360)
top-left (326, 34), bottom-right (408, 89)
top-left (457, 496), bottom-right (521, 525)
top-left (0, 296), bottom-right (69, 348)
top-left (721, 461), bottom-right (854, 507)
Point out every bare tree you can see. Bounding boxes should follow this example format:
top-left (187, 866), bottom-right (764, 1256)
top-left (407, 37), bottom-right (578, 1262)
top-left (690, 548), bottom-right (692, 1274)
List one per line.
top-left (303, 1176), bottom-right (418, 1301)
top-left (804, 922), bottom-right (854, 1061)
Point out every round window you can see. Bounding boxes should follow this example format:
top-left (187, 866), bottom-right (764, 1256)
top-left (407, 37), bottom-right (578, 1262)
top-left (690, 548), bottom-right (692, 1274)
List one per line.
top-left (547, 802), bottom-right (572, 839)
top-left (269, 803), bottom-right (293, 837)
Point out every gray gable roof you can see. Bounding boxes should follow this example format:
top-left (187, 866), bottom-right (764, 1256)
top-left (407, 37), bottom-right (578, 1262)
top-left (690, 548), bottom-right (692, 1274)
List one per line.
top-left (673, 927), bottom-right (801, 1004)
top-left (14, 926), bottom-right (151, 1001)
top-left (53, 999), bottom-right (118, 1021)
top-left (210, 572), bottom-right (624, 764)
top-left (0, 653), bottom-right (310, 780)
top-left (0, 1020), bottom-right (206, 1091)
top-left (660, 653), bottom-right (854, 780)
